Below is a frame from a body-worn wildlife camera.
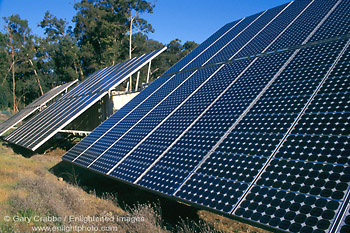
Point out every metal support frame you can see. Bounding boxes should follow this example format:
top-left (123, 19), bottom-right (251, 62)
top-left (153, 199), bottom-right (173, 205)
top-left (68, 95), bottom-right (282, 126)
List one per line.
top-left (135, 71), bottom-right (140, 91)
top-left (59, 129), bottom-right (91, 136)
top-left (129, 75), bottom-right (132, 91)
top-left (125, 81), bottom-right (129, 92)
top-left (146, 61), bottom-right (151, 83)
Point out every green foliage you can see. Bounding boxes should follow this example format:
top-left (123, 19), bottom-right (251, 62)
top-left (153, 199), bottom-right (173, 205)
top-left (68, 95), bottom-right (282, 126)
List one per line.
top-left (0, 82), bottom-right (12, 109)
top-left (39, 11), bottom-right (81, 85)
top-left (2, 14), bottom-right (42, 110)
top-left (73, 0), bottom-right (154, 73)
top-left (0, 0), bottom-right (199, 111)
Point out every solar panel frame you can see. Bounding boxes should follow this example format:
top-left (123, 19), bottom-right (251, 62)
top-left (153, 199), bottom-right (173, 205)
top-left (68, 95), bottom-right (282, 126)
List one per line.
top-left (65, 2), bottom-right (295, 167)
top-left (95, 0), bottom-right (314, 187)
top-left (62, 0), bottom-right (350, 232)
top-left (4, 48), bottom-right (166, 151)
top-left (0, 80), bottom-right (77, 136)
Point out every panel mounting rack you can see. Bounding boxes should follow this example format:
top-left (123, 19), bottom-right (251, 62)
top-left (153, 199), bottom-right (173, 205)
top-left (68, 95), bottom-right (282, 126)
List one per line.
top-left (5, 47), bottom-right (166, 151)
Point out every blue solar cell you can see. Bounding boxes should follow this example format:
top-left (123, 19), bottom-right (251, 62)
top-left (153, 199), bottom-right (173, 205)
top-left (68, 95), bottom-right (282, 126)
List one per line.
top-left (5, 49), bottom-right (165, 151)
top-left (234, 41), bottom-right (350, 233)
top-left (87, 66), bottom-right (222, 173)
top-left (164, 12), bottom-right (263, 75)
top-left (308, 0), bottom-right (350, 42)
top-left (267, 0), bottom-right (339, 52)
top-left (63, 50), bottom-right (163, 99)
top-left (0, 80), bottom-right (77, 136)
top-left (61, 1), bottom-right (350, 232)
top-left (137, 52), bottom-right (293, 194)
top-left (164, 20), bottom-right (242, 75)
top-left (206, 3), bottom-right (291, 65)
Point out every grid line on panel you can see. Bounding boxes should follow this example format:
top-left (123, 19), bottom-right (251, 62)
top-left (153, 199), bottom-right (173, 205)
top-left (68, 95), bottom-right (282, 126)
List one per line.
top-left (170, 18), bottom-right (246, 73)
top-left (197, 9), bottom-right (268, 67)
top-left (163, 34), bottom-right (350, 79)
top-left (3, 66), bottom-right (113, 142)
top-left (232, 37), bottom-right (350, 217)
top-left (5, 49), bottom-right (165, 151)
top-left (62, 66), bottom-right (113, 99)
top-left (0, 80), bottom-right (77, 136)
top-left (252, 183), bottom-right (347, 206)
top-left (73, 70), bottom-right (198, 164)
top-left (328, 182), bottom-right (350, 232)
top-left (104, 65), bottom-right (226, 174)
top-left (61, 58), bottom-right (136, 99)
top-left (163, 18), bottom-right (244, 75)
top-left (9, 93), bottom-right (97, 146)
top-left (171, 0), bottom-right (315, 197)
top-left (72, 10), bottom-right (267, 164)
top-left (333, 199), bottom-right (350, 233)
top-left (31, 93), bottom-right (108, 151)
top-left (68, 18), bottom-right (252, 162)
top-left (103, 1), bottom-right (293, 177)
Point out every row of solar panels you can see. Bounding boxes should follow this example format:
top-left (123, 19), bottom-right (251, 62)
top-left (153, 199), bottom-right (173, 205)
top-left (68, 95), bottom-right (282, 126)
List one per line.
top-left (0, 80), bottom-right (77, 136)
top-left (0, 48), bottom-right (166, 151)
top-left (59, 0), bottom-right (349, 232)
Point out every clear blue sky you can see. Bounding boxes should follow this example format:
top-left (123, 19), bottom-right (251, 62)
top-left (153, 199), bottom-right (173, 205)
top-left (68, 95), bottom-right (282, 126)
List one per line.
top-left (0, 0), bottom-right (291, 45)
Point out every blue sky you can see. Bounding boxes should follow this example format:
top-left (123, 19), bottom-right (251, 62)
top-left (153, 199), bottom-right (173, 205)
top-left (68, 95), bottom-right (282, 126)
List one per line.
top-left (0, 0), bottom-right (291, 44)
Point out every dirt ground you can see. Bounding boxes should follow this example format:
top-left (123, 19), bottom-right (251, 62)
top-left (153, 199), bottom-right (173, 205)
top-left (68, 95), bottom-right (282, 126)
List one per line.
top-left (0, 113), bottom-right (271, 233)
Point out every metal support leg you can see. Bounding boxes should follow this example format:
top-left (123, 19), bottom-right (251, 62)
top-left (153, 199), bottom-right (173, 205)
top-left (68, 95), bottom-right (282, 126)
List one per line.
top-left (129, 75), bottom-right (132, 92)
top-left (136, 71), bottom-right (140, 92)
top-left (146, 61), bottom-right (151, 83)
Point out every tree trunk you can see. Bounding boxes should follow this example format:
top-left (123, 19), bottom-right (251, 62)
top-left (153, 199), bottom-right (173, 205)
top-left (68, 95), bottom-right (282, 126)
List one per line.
top-left (28, 57), bottom-right (44, 96)
top-left (129, 11), bottom-right (133, 60)
top-left (7, 25), bottom-right (17, 113)
top-left (74, 52), bottom-right (84, 79)
top-left (11, 58), bottom-right (16, 112)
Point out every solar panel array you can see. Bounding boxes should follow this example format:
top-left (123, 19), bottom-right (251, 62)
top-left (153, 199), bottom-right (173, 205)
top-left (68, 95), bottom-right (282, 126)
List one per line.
top-left (5, 48), bottom-right (166, 151)
top-left (0, 80), bottom-right (77, 136)
top-left (62, 0), bottom-right (350, 232)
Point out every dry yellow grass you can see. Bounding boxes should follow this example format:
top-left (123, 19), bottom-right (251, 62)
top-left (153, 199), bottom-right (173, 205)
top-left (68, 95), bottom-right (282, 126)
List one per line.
top-left (0, 143), bottom-right (167, 232)
top-left (0, 138), bottom-right (270, 233)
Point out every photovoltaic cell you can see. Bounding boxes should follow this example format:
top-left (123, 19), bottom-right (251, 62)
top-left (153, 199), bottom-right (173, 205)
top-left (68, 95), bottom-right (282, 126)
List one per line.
top-left (0, 80), bottom-right (77, 136)
top-left (62, 1), bottom-right (350, 232)
top-left (4, 48), bottom-right (166, 151)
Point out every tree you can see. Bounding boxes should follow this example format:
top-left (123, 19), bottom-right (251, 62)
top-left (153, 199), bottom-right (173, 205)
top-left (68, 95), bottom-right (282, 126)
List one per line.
top-left (0, 32), bottom-right (12, 109)
top-left (0, 1), bottom-right (199, 111)
top-left (126, 0), bottom-right (154, 59)
top-left (39, 11), bottom-right (81, 84)
top-left (3, 15), bottom-right (40, 112)
top-left (159, 39), bottom-right (198, 74)
top-left (73, 0), bottom-right (154, 74)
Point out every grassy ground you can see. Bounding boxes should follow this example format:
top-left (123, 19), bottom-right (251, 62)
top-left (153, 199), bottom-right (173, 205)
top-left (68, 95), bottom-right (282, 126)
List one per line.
top-left (0, 113), bottom-right (272, 233)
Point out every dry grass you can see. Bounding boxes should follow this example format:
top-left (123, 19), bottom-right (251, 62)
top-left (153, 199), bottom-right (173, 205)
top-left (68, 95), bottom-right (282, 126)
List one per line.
top-left (0, 142), bottom-right (170, 233)
top-left (0, 140), bottom-right (270, 233)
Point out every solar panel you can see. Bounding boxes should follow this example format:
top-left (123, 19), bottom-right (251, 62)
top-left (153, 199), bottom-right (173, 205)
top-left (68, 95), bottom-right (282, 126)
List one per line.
top-left (0, 80), bottom-right (77, 136)
top-left (62, 0), bottom-right (350, 232)
top-left (4, 48), bottom-right (166, 151)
